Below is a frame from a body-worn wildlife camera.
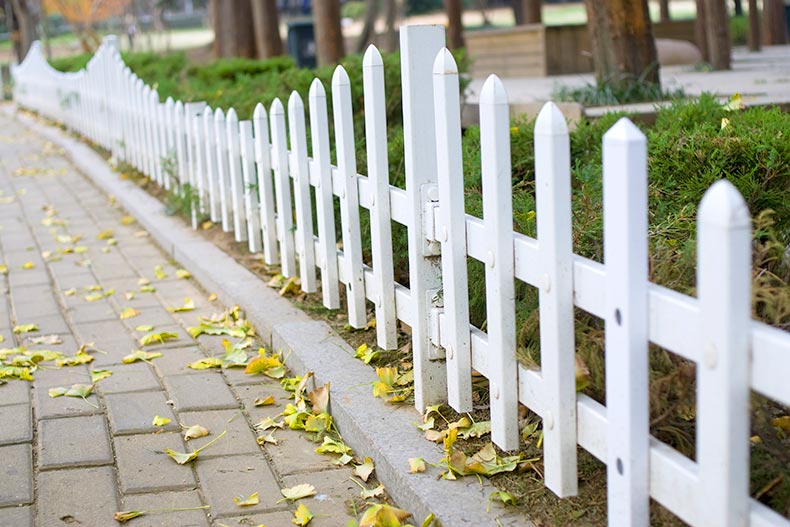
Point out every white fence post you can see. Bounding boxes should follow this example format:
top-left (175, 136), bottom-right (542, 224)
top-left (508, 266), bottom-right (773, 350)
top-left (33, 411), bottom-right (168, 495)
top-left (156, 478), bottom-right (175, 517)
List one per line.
top-left (202, 107), bottom-right (219, 222)
top-left (307, 81), bottom-right (341, 309)
top-left (479, 75), bottom-right (519, 451)
top-left (253, 103), bottom-right (279, 265)
top-left (331, 66), bottom-right (367, 328)
top-left (239, 119), bottom-right (262, 253)
top-left (269, 98), bottom-right (297, 277)
top-left (163, 97), bottom-right (176, 190)
top-left (432, 47), bottom-right (472, 412)
top-left (214, 107), bottom-right (232, 232)
top-left (226, 108), bottom-right (248, 242)
top-left (697, 180), bottom-right (751, 527)
top-left (363, 45), bottom-right (398, 350)
top-left (191, 110), bottom-right (206, 217)
top-left (287, 92), bottom-right (318, 292)
top-left (174, 100), bottom-right (186, 189)
top-left (603, 117), bottom-right (649, 526)
top-left (535, 102), bottom-right (578, 497)
top-left (400, 25), bottom-right (447, 411)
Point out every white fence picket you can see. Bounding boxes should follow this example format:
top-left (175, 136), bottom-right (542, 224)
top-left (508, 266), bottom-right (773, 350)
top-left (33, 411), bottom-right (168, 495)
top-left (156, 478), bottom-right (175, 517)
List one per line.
top-left (479, 75), bottom-right (519, 451)
top-left (163, 97), bottom-right (175, 190)
top-left (202, 107), bottom-right (219, 222)
top-left (239, 120), bottom-right (262, 253)
top-left (214, 107), bottom-right (232, 232)
top-left (252, 103), bottom-right (279, 265)
top-left (332, 66), bottom-right (367, 328)
top-left (287, 92), bottom-right (318, 292)
top-left (269, 98), bottom-right (297, 277)
top-left (307, 80), bottom-right (340, 309)
top-left (697, 180), bottom-right (751, 527)
top-left (362, 45), bottom-right (398, 350)
top-left (603, 117), bottom-right (650, 526)
top-left (432, 47), bottom-right (472, 412)
top-left (174, 100), bottom-right (186, 189)
top-left (534, 101), bottom-right (578, 497)
top-left (226, 108), bottom-right (248, 242)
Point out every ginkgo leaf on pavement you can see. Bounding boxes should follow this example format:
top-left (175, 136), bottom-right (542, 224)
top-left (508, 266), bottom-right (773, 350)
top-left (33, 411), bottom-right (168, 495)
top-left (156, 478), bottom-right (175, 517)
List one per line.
top-left (278, 483), bottom-right (316, 503)
top-left (28, 334), bottom-right (62, 345)
top-left (163, 430), bottom-right (227, 465)
top-left (119, 307), bottom-right (140, 320)
top-left (360, 484), bottom-right (385, 500)
top-left (139, 332), bottom-right (178, 346)
top-left (13, 324), bottom-right (38, 334)
top-left (90, 369), bottom-right (113, 383)
top-left (353, 457), bottom-right (375, 482)
top-left (176, 269), bottom-right (191, 279)
top-left (152, 415), bottom-right (171, 426)
top-left (167, 298), bottom-right (195, 313)
top-left (123, 349), bottom-right (162, 364)
top-left (183, 424), bottom-right (210, 441)
top-left (187, 357), bottom-right (222, 370)
top-left (408, 458), bottom-right (426, 474)
top-left (292, 503), bottom-right (314, 526)
top-left (253, 395), bottom-right (275, 407)
top-left (233, 492), bottom-right (259, 507)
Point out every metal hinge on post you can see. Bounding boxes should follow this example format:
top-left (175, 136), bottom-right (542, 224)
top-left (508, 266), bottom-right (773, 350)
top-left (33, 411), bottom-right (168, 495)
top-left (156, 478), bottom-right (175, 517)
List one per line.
top-left (428, 290), bottom-right (446, 360)
top-left (422, 184), bottom-right (442, 255)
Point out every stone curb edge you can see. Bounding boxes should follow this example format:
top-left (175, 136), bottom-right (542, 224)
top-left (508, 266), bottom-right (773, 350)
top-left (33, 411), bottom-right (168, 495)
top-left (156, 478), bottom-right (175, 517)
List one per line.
top-left (7, 106), bottom-right (530, 527)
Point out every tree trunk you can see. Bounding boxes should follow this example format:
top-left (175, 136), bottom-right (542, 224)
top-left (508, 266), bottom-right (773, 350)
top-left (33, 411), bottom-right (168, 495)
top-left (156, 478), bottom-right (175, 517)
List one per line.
top-left (475, 0), bottom-right (491, 26)
top-left (356, 0), bottom-right (379, 53)
top-left (444, 0), bottom-right (464, 49)
top-left (583, 0), bottom-right (660, 91)
top-left (8, 0), bottom-right (37, 62)
top-left (384, 0), bottom-right (399, 52)
top-left (211, 0), bottom-right (256, 58)
top-left (733, 0), bottom-right (743, 16)
top-left (747, 0), bottom-right (760, 51)
top-left (251, 0), bottom-right (284, 58)
top-left (313, 0), bottom-right (345, 66)
top-left (659, 0), bottom-right (670, 22)
top-left (695, 0), bottom-right (709, 61)
top-left (762, 0), bottom-right (788, 45)
top-left (703, 0), bottom-right (731, 69)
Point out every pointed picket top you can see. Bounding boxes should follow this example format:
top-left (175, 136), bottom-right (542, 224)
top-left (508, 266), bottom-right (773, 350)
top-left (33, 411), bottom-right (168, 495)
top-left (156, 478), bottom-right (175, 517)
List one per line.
top-left (604, 116), bottom-right (645, 144)
top-left (288, 91), bottom-right (305, 113)
top-left (271, 97), bottom-right (285, 116)
top-left (203, 105), bottom-right (213, 122)
top-left (480, 74), bottom-right (508, 106)
top-left (150, 87), bottom-right (159, 102)
top-left (253, 102), bottom-right (267, 121)
top-left (165, 96), bottom-right (174, 107)
top-left (432, 47), bottom-right (458, 75)
top-left (142, 84), bottom-right (151, 98)
top-left (175, 99), bottom-right (184, 112)
top-left (227, 107), bottom-right (238, 123)
top-left (332, 65), bottom-right (351, 88)
top-left (308, 78), bottom-right (326, 100)
top-left (135, 77), bottom-right (144, 90)
top-left (535, 101), bottom-right (568, 137)
top-left (363, 45), bottom-right (383, 68)
top-left (698, 179), bottom-right (751, 229)
top-left (214, 106), bottom-right (225, 122)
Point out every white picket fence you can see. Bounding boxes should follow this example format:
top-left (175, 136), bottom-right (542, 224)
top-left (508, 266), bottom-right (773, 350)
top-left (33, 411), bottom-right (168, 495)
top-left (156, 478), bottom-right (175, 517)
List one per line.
top-left (11, 26), bottom-right (790, 527)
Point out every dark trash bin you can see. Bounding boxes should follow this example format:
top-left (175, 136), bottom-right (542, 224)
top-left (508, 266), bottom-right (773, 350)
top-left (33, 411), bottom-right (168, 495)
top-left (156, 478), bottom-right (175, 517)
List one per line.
top-left (287, 20), bottom-right (317, 69)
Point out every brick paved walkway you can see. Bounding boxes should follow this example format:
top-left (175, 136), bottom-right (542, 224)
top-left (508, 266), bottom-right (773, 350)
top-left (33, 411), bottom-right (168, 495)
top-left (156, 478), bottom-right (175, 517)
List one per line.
top-left (0, 112), bottom-right (362, 527)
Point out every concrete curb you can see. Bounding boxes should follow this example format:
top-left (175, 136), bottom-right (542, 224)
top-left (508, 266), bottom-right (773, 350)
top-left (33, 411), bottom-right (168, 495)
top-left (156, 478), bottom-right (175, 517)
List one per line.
top-left (8, 106), bottom-right (531, 527)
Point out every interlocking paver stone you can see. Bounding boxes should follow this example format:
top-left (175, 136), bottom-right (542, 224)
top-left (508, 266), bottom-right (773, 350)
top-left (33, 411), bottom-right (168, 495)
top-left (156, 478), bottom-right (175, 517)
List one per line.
top-left (105, 390), bottom-right (179, 435)
top-left (195, 454), bottom-right (282, 517)
top-left (121, 490), bottom-right (210, 527)
top-left (163, 372), bottom-right (238, 411)
top-left (262, 427), bottom-right (336, 476)
top-left (282, 469), bottom-right (359, 525)
top-left (37, 466), bottom-right (118, 527)
top-left (179, 409), bottom-right (260, 458)
top-left (217, 511), bottom-right (295, 526)
top-left (96, 361), bottom-right (161, 393)
top-left (0, 404), bottom-right (32, 445)
top-left (0, 380), bottom-right (30, 406)
top-left (148, 345), bottom-right (206, 378)
top-left (33, 382), bottom-right (102, 420)
top-left (0, 505), bottom-right (33, 527)
top-left (38, 414), bottom-right (112, 469)
top-left (0, 444), bottom-right (32, 506)
top-left (114, 432), bottom-right (197, 493)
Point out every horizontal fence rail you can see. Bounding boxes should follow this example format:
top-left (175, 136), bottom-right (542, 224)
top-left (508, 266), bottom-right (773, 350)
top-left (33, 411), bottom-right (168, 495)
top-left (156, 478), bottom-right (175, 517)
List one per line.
top-left (11, 29), bottom-right (790, 527)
